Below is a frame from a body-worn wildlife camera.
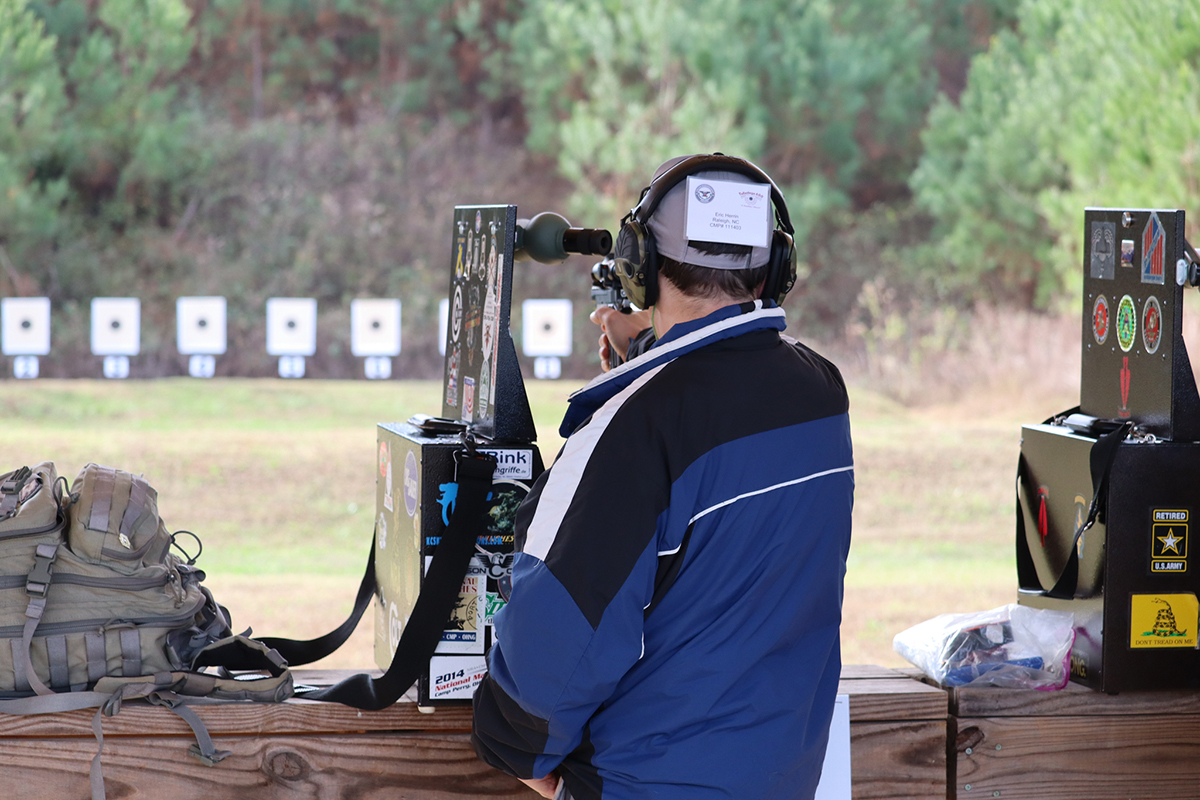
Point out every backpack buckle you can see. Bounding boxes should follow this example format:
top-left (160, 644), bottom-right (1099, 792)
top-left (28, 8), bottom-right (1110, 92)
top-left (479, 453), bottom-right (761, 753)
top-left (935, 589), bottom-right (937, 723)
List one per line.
top-left (25, 544), bottom-right (57, 598)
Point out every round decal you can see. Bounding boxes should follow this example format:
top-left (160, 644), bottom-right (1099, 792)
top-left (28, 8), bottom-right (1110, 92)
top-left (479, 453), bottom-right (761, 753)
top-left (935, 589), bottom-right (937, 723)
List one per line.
top-left (1092, 295), bottom-right (1109, 345)
top-left (1116, 294), bottom-right (1137, 353)
top-left (403, 450), bottom-right (419, 518)
top-left (379, 441), bottom-right (390, 477)
top-left (451, 284), bottom-right (463, 343)
top-left (694, 183), bottom-right (715, 203)
top-left (1142, 295), bottom-right (1163, 354)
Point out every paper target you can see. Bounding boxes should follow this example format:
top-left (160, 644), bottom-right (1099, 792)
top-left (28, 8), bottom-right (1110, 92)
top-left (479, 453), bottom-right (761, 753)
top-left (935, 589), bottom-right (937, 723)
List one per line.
top-left (351, 298), bottom-right (402, 357)
top-left (1, 297), bottom-right (51, 356)
top-left (521, 299), bottom-right (573, 357)
top-left (90, 298), bottom-right (141, 356)
top-left (176, 296), bottom-right (227, 355)
top-left (266, 298), bottom-right (317, 356)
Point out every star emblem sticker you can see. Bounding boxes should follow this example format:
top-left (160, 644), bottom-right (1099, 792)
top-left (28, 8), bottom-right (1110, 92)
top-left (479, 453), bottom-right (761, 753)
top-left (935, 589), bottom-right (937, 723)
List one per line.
top-left (1158, 529), bottom-right (1184, 554)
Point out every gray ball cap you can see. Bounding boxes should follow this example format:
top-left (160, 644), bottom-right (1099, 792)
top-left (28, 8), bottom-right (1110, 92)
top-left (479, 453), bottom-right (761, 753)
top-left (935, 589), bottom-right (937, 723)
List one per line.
top-left (644, 155), bottom-right (774, 270)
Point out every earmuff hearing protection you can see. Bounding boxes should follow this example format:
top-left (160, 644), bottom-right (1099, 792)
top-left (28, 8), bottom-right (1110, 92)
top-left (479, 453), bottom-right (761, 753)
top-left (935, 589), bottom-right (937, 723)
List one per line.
top-left (613, 154), bottom-right (798, 310)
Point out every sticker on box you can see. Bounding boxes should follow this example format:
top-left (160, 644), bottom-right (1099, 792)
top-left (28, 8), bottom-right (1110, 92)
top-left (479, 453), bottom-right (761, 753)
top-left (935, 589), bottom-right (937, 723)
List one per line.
top-left (1090, 221), bottom-right (1115, 279)
top-left (1121, 239), bottom-right (1135, 268)
top-left (1141, 211), bottom-right (1166, 285)
top-left (1151, 509), bottom-right (1188, 573)
top-left (1092, 295), bottom-right (1109, 345)
top-left (429, 655), bottom-right (488, 700)
top-left (480, 449), bottom-right (535, 480)
top-left (1130, 593), bottom-right (1198, 648)
top-left (427, 555), bottom-right (486, 654)
top-left (1142, 295), bottom-right (1162, 355)
top-left (1116, 295), bottom-right (1137, 352)
top-left (463, 377), bottom-right (476, 422)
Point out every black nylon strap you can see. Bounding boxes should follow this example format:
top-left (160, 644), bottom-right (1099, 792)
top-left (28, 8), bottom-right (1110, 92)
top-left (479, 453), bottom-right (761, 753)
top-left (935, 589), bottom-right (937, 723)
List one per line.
top-left (258, 449), bottom-right (497, 710)
top-left (1016, 417), bottom-right (1132, 599)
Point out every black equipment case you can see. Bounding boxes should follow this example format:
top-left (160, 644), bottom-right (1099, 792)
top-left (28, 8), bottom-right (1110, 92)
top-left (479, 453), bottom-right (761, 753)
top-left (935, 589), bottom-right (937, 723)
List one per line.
top-left (1018, 207), bottom-right (1200, 692)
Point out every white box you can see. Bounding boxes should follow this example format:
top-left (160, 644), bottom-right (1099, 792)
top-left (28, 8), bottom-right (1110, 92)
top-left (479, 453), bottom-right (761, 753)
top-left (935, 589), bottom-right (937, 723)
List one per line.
top-left (521, 299), bottom-right (573, 357)
top-left (351, 298), bottom-right (402, 357)
top-left (177, 296), bottom-right (227, 355)
top-left (1, 297), bottom-right (51, 356)
top-left (91, 298), bottom-right (141, 356)
top-left (266, 298), bottom-right (317, 356)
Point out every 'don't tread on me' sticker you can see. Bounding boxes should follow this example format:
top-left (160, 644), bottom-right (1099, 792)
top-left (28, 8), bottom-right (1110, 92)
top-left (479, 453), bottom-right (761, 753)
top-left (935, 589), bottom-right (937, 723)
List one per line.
top-left (1116, 294), bottom-right (1137, 352)
top-left (1130, 593), bottom-right (1198, 649)
top-left (1093, 294), bottom-right (1110, 345)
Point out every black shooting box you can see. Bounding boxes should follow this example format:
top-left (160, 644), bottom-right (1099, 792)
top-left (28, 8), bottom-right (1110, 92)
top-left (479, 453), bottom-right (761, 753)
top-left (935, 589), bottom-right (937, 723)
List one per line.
top-left (1018, 207), bottom-right (1200, 692)
top-left (372, 205), bottom-right (543, 705)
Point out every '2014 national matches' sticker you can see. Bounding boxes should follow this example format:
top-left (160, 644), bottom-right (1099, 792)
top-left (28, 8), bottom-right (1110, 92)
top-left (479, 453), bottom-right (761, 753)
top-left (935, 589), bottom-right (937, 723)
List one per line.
top-left (1092, 294), bottom-right (1109, 345)
top-left (1142, 295), bottom-right (1163, 355)
top-left (1116, 294), bottom-right (1137, 352)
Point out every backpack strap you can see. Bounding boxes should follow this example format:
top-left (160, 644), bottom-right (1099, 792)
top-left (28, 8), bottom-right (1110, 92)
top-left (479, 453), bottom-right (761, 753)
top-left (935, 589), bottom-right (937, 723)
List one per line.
top-left (0, 467), bottom-right (31, 519)
top-left (257, 446), bottom-right (498, 710)
top-left (18, 543), bottom-right (59, 696)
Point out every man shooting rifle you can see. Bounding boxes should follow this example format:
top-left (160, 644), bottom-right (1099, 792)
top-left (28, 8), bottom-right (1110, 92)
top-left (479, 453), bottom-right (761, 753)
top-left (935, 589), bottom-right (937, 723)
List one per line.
top-left (472, 154), bottom-right (854, 800)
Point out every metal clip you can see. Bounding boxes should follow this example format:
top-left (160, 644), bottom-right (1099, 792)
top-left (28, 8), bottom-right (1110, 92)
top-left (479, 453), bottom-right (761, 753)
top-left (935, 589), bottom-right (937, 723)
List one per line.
top-left (188, 743), bottom-right (231, 766)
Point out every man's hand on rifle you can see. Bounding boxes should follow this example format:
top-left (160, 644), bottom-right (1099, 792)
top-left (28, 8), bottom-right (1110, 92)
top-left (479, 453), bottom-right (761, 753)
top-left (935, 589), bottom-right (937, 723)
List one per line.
top-left (591, 306), bottom-right (651, 372)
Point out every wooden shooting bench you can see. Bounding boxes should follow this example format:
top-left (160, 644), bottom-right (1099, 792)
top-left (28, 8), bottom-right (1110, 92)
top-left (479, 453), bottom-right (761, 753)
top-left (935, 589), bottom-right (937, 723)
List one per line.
top-left (0, 666), bottom-right (946, 799)
top-left (949, 680), bottom-right (1200, 800)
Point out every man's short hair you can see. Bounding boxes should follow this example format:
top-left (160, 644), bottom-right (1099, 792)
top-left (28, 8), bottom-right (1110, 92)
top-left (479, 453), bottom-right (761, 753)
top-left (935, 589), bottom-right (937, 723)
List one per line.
top-left (660, 240), bottom-right (767, 301)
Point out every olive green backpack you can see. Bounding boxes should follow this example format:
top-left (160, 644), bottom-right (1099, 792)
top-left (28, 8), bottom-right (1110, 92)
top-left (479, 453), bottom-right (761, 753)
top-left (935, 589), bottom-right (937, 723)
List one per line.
top-left (0, 463), bottom-right (291, 798)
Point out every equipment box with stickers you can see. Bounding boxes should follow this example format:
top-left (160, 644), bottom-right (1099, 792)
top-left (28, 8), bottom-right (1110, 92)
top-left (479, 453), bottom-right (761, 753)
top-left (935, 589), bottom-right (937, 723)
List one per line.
top-left (374, 423), bottom-right (543, 705)
top-left (371, 204), bottom-right (608, 705)
top-left (1018, 207), bottom-right (1200, 692)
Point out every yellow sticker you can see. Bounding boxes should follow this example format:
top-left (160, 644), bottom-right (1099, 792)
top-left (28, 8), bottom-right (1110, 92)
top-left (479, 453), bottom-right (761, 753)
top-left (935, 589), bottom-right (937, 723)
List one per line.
top-left (1130, 594), bottom-right (1199, 648)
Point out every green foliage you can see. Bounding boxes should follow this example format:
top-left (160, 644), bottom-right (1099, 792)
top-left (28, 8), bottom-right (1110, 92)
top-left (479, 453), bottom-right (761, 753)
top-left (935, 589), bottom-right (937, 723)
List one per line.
top-left (2, 0), bottom-right (201, 297)
top-left (914, 0), bottom-right (1200, 307)
top-left (502, 0), bottom-right (971, 237)
top-left (0, 0), bottom-right (68, 255)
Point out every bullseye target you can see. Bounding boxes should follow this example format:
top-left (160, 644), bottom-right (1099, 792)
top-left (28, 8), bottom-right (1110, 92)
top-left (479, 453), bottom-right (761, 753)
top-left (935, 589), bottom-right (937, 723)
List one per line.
top-left (351, 299), bottom-right (402, 357)
top-left (1, 297), bottom-right (51, 356)
top-left (266, 298), bottom-right (317, 356)
top-left (90, 298), bottom-right (141, 356)
top-left (177, 297), bottom-right (227, 355)
top-left (521, 299), bottom-right (573, 357)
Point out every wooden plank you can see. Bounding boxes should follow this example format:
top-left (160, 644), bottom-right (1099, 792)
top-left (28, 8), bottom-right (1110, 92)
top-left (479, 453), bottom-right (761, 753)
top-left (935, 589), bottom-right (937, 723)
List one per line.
top-left (0, 732), bottom-right (537, 799)
top-left (0, 697), bottom-right (476, 739)
top-left (952, 714), bottom-right (1200, 799)
top-left (952, 679), bottom-right (1200, 718)
top-left (840, 665), bottom-right (909, 680)
top-left (850, 720), bottom-right (946, 800)
top-left (839, 678), bottom-right (948, 723)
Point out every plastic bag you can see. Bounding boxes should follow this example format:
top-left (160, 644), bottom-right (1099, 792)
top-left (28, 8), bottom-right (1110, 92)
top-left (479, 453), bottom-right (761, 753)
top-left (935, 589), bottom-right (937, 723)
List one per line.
top-left (893, 604), bottom-right (1075, 690)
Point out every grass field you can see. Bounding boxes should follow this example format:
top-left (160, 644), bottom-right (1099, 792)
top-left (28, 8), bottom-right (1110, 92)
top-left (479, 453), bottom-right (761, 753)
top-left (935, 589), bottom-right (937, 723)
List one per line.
top-left (0, 376), bottom-right (1074, 669)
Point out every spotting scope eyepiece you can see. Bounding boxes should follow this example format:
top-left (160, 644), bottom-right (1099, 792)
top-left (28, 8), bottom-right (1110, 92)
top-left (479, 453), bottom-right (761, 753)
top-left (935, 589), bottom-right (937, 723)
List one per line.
top-left (514, 212), bottom-right (613, 264)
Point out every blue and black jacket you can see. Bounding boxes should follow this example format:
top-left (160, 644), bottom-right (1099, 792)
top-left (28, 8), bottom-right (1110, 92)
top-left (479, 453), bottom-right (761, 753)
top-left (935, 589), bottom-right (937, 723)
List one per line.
top-left (473, 301), bottom-right (854, 800)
